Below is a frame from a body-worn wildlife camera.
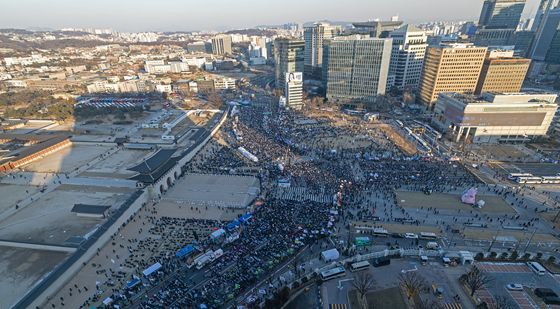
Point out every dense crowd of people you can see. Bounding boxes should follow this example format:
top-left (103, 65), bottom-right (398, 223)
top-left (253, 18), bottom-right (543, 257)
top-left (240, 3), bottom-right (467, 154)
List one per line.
top-left (112, 198), bottom-right (333, 308)
top-left (123, 106), bottom-right (488, 307)
top-left (77, 101), bottom-right (543, 309)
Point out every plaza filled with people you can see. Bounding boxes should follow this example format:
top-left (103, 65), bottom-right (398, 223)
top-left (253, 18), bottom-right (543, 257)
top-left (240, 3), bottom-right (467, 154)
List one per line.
top-left (42, 98), bottom-right (560, 309)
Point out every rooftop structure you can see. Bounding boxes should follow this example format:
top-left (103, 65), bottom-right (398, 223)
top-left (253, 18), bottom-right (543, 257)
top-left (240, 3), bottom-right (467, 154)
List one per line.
top-left (352, 20), bottom-right (404, 38)
top-left (0, 134), bottom-right (72, 172)
top-left (70, 204), bottom-right (111, 218)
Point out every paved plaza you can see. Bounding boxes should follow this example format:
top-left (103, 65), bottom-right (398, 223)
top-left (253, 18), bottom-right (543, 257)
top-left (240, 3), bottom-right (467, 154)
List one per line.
top-left (397, 191), bottom-right (513, 214)
top-left (162, 173), bottom-right (260, 209)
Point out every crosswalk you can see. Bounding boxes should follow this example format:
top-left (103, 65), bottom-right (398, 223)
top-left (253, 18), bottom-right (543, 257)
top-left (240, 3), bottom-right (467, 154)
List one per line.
top-left (274, 187), bottom-right (332, 204)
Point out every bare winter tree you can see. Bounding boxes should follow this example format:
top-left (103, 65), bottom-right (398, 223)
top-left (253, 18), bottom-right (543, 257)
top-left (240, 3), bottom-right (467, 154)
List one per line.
top-left (290, 255), bottom-right (301, 278)
top-left (352, 272), bottom-right (376, 309)
top-left (206, 91), bottom-right (223, 109)
top-left (487, 295), bottom-right (516, 309)
top-left (398, 271), bottom-right (428, 300)
top-left (416, 298), bottom-right (445, 309)
top-left (462, 266), bottom-right (494, 297)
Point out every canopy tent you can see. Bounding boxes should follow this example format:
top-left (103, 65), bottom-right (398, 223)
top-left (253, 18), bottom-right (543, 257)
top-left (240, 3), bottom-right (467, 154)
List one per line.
top-left (321, 248), bottom-right (340, 262)
top-left (176, 245), bottom-right (195, 258)
top-left (126, 278), bottom-right (141, 289)
top-left (226, 220), bottom-right (240, 230)
top-left (142, 262), bottom-right (162, 277)
top-left (210, 229), bottom-right (226, 240)
top-left (239, 213), bottom-right (253, 223)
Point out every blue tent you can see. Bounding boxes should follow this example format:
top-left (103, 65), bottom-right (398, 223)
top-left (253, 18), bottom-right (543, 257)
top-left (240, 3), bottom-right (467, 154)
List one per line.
top-left (176, 245), bottom-right (195, 258)
top-left (126, 278), bottom-right (141, 289)
top-left (227, 220), bottom-right (240, 230)
top-left (239, 213), bottom-right (253, 223)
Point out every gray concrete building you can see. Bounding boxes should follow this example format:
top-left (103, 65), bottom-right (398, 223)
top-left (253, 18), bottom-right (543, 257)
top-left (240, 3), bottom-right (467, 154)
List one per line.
top-left (274, 38), bottom-right (305, 89)
top-left (322, 35), bottom-right (392, 102)
top-left (479, 0), bottom-right (526, 29)
top-left (304, 23), bottom-right (342, 78)
top-left (211, 35), bottom-right (232, 55)
top-left (530, 7), bottom-right (560, 60)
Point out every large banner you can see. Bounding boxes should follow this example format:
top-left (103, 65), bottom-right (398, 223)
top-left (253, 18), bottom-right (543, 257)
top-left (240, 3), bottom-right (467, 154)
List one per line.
top-left (461, 187), bottom-right (477, 205)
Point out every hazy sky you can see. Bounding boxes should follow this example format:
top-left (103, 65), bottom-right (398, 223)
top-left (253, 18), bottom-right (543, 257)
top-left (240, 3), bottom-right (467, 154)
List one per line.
top-left (0, 0), bottom-right (541, 32)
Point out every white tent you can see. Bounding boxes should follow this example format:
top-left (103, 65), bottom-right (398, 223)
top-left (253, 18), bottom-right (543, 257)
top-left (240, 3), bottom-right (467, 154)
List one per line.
top-left (142, 262), bottom-right (162, 277)
top-left (459, 251), bottom-right (474, 265)
top-left (210, 228), bottom-right (226, 239)
top-left (321, 248), bottom-right (340, 262)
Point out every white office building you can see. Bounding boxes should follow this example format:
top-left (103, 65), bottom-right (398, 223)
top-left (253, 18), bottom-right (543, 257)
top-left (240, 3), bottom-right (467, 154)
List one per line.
top-left (387, 24), bottom-right (428, 91)
top-left (284, 72), bottom-right (304, 109)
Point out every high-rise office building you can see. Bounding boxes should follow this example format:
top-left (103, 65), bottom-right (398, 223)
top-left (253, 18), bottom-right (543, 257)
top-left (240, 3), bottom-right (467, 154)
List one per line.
top-left (418, 44), bottom-right (488, 109)
top-left (479, 0), bottom-right (526, 29)
top-left (474, 0), bottom-right (526, 47)
top-left (545, 29), bottom-right (560, 63)
top-left (304, 23), bottom-right (342, 78)
top-left (211, 35), bottom-right (232, 55)
top-left (510, 30), bottom-right (535, 57)
top-left (530, 8), bottom-right (560, 60)
top-left (532, 0), bottom-right (560, 31)
top-left (475, 49), bottom-right (531, 95)
top-left (387, 24), bottom-right (428, 91)
top-left (285, 72), bottom-right (304, 109)
top-left (471, 28), bottom-right (516, 46)
top-left (274, 38), bottom-right (305, 89)
top-left (322, 35), bottom-right (392, 102)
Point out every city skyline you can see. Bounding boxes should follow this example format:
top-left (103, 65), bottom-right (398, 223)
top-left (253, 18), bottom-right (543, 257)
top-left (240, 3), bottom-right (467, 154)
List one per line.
top-left (0, 0), bottom-right (541, 32)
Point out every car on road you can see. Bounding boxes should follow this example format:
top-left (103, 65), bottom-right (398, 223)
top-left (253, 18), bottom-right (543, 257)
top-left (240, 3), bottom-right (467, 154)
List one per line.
top-left (506, 284), bottom-right (523, 291)
top-left (404, 233), bottom-right (418, 239)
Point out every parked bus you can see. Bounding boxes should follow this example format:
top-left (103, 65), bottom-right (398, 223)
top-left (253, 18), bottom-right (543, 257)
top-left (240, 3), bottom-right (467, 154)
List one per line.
top-left (507, 173), bottom-right (533, 180)
top-left (527, 261), bottom-right (546, 275)
top-left (372, 228), bottom-right (389, 237)
top-left (320, 267), bottom-right (346, 281)
top-left (419, 232), bottom-right (438, 240)
top-left (541, 176), bottom-right (560, 184)
top-left (350, 261), bottom-right (371, 272)
top-left (517, 176), bottom-right (543, 184)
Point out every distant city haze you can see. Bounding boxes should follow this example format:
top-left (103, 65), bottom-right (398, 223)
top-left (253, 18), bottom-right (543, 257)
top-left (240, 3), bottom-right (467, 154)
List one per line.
top-left (0, 0), bottom-right (541, 32)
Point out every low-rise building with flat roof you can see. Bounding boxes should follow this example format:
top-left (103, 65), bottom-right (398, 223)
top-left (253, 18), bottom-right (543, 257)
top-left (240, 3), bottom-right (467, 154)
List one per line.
top-left (432, 91), bottom-right (558, 143)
